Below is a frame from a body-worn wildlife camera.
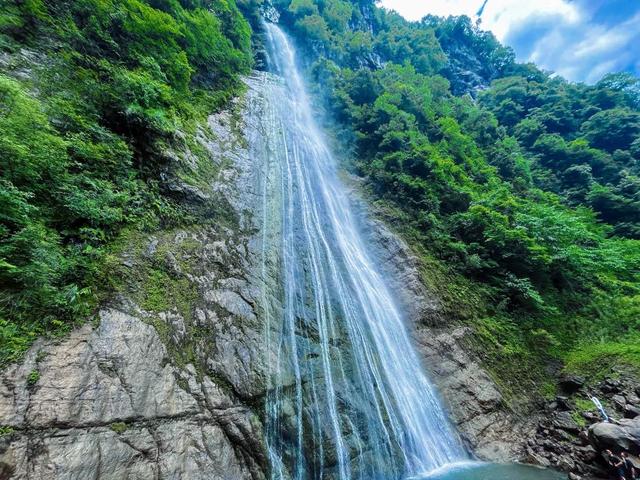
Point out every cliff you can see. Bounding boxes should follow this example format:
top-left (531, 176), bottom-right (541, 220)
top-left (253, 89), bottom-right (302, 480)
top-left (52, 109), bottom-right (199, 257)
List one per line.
top-left (1, 72), bottom-right (533, 478)
top-left (1, 74), bottom-right (270, 479)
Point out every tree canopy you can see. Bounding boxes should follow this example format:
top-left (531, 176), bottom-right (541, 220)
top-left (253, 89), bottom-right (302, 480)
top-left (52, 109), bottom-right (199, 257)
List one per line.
top-left (274, 0), bottom-right (640, 382)
top-left (0, 0), bottom-right (252, 364)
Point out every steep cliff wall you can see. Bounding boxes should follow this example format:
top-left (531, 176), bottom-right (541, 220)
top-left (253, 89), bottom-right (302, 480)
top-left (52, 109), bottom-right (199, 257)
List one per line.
top-left (0, 74), bottom-right (272, 480)
top-left (1, 71), bottom-right (533, 478)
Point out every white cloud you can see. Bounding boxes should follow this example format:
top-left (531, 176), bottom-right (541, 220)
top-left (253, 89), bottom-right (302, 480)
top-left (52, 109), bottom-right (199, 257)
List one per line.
top-left (378, 0), bottom-right (581, 40)
top-left (481, 0), bottom-right (581, 40)
top-left (377, 0), bottom-right (640, 83)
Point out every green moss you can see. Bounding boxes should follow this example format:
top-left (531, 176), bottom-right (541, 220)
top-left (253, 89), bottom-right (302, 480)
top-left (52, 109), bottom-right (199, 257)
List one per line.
top-left (175, 375), bottom-right (190, 393)
top-left (106, 228), bottom-right (217, 377)
top-left (565, 340), bottom-right (640, 379)
top-left (109, 422), bottom-right (128, 434)
top-left (540, 381), bottom-right (558, 401)
top-left (27, 369), bottom-right (39, 385)
top-left (175, 133), bottom-right (222, 193)
top-left (575, 397), bottom-right (596, 412)
top-left (571, 410), bottom-right (587, 428)
top-left (140, 269), bottom-right (198, 320)
top-left (0, 425), bottom-right (14, 438)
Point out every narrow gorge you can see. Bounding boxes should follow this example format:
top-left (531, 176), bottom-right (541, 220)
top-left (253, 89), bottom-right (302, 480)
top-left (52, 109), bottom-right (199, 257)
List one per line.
top-left (0, 25), bottom-right (480, 480)
top-left (1, 1), bottom-right (639, 479)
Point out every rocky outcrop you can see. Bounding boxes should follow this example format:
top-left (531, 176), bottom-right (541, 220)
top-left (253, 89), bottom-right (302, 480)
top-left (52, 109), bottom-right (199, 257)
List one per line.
top-left (416, 327), bottom-right (532, 460)
top-left (590, 418), bottom-right (640, 453)
top-left (0, 75), bottom-right (272, 479)
top-left (352, 199), bottom-right (534, 463)
top-left (526, 371), bottom-right (640, 479)
top-left (0, 309), bottom-right (265, 480)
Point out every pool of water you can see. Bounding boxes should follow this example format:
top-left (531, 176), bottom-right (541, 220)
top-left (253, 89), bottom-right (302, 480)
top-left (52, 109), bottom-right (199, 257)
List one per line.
top-left (414, 462), bottom-right (566, 480)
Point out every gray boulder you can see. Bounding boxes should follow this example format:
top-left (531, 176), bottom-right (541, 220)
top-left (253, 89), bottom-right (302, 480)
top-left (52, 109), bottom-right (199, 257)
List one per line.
top-left (554, 412), bottom-right (581, 434)
top-left (589, 418), bottom-right (640, 454)
top-left (559, 375), bottom-right (585, 394)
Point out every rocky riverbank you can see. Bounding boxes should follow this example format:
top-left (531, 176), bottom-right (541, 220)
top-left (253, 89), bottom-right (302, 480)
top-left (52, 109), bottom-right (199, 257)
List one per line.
top-left (525, 372), bottom-right (640, 479)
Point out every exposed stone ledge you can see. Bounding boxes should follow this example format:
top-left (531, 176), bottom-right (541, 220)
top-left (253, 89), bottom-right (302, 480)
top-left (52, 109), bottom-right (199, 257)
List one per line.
top-left (0, 308), bottom-right (267, 480)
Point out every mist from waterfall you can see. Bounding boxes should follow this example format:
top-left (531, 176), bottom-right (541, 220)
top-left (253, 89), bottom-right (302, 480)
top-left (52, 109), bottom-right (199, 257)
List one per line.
top-left (257, 22), bottom-right (466, 480)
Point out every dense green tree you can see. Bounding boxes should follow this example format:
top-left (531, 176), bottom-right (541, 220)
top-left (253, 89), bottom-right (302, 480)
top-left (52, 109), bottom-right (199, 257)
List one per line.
top-left (275, 0), bottom-right (640, 379)
top-left (0, 0), bottom-right (253, 364)
top-left (581, 108), bottom-right (640, 152)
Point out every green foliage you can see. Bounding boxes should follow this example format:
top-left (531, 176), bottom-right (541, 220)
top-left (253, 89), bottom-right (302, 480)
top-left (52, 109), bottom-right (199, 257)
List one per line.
top-left (288, 0), bottom-right (318, 17)
top-left (574, 397), bottom-right (596, 412)
top-left (0, 0), bottom-right (252, 366)
top-left (277, 0), bottom-right (640, 396)
top-left (0, 425), bottom-right (15, 438)
top-left (565, 340), bottom-right (640, 379)
top-left (295, 14), bottom-right (329, 41)
top-left (479, 73), bottom-right (640, 235)
top-left (27, 369), bottom-right (39, 385)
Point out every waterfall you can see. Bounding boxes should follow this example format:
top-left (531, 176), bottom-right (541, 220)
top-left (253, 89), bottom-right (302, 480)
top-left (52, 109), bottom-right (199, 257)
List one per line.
top-left (257, 22), bottom-right (466, 480)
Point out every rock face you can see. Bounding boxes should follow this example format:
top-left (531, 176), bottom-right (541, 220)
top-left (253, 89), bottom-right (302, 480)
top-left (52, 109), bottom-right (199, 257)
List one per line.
top-left (355, 203), bottom-right (532, 462)
top-left (415, 326), bottom-right (530, 460)
top-left (0, 310), bottom-right (265, 480)
top-left (0, 75), bottom-right (271, 479)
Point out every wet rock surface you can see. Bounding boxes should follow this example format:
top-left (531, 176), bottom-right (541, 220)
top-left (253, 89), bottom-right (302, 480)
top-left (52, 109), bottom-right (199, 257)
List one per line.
top-left (590, 418), bottom-right (640, 453)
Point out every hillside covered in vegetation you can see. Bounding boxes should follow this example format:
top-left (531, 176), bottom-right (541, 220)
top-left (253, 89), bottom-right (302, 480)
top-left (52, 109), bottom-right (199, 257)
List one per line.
top-left (1, 0), bottom-right (639, 400)
top-left (269, 0), bottom-right (640, 395)
top-left (0, 0), bottom-right (253, 364)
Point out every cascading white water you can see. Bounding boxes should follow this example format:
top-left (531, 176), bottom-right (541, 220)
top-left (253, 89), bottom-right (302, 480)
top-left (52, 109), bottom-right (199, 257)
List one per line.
top-left (257, 22), bottom-right (466, 480)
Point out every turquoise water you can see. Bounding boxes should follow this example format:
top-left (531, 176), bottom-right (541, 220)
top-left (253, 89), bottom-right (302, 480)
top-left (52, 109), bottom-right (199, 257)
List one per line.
top-left (417, 462), bottom-right (565, 480)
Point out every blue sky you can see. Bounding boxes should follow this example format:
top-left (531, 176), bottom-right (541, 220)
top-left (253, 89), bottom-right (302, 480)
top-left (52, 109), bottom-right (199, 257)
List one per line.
top-left (378, 0), bottom-right (640, 84)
